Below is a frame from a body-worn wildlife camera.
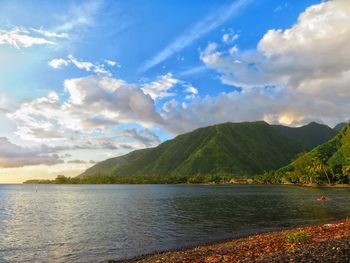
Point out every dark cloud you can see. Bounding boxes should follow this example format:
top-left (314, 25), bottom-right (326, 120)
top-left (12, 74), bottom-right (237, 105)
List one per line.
top-left (67, 159), bottom-right (86, 164)
top-left (122, 128), bottom-right (161, 147)
top-left (0, 137), bottom-right (64, 168)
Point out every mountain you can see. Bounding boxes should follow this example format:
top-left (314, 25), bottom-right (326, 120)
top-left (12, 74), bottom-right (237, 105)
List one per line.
top-left (272, 122), bottom-right (337, 150)
top-left (333, 122), bottom-right (348, 132)
top-left (270, 123), bottom-right (350, 184)
top-left (80, 121), bottom-right (305, 178)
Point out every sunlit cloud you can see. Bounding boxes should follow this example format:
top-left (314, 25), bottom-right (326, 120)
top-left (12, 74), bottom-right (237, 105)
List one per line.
top-left (197, 0), bottom-right (350, 127)
top-left (141, 73), bottom-right (179, 100)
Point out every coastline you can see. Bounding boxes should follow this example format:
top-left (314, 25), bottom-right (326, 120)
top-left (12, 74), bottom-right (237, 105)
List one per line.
top-left (20, 180), bottom-right (350, 188)
top-left (110, 219), bottom-right (350, 263)
top-left (293, 183), bottom-right (350, 188)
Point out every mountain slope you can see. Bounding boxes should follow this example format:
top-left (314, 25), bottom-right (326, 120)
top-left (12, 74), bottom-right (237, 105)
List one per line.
top-left (80, 148), bottom-right (151, 177)
top-left (273, 123), bottom-right (350, 184)
top-left (80, 121), bottom-right (305, 178)
top-left (272, 122), bottom-right (337, 150)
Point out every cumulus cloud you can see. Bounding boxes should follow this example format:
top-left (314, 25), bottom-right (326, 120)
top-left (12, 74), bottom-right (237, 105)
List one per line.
top-left (161, 86), bottom-right (350, 134)
top-left (8, 75), bottom-right (163, 144)
top-left (0, 137), bottom-right (63, 168)
top-left (199, 0), bottom-right (350, 126)
top-left (0, 27), bottom-right (68, 49)
top-left (141, 73), bottom-right (179, 100)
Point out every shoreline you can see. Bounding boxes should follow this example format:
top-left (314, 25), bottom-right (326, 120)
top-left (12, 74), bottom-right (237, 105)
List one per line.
top-left (292, 183), bottom-right (350, 188)
top-left (19, 182), bottom-right (350, 188)
top-left (110, 219), bottom-right (350, 263)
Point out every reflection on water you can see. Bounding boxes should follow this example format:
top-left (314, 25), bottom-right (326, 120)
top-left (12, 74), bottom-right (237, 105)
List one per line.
top-left (0, 184), bottom-right (349, 262)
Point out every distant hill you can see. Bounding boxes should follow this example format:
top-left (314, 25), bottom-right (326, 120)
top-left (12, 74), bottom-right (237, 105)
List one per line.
top-left (266, 123), bottom-right (350, 184)
top-left (272, 122), bottom-right (337, 150)
top-left (333, 122), bottom-right (348, 132)
top-left (80, 121), bottom-right (305, 178)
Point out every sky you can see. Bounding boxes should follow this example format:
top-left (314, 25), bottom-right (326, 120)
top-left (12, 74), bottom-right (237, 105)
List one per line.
top-left (0, 0), bottom-right (349, 183)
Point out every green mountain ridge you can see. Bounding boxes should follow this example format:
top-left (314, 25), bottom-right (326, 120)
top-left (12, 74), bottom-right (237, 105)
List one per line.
top-left (272, 122), bottom-right (337, 150)
top-left (80, 121), bottom-right (337, 179)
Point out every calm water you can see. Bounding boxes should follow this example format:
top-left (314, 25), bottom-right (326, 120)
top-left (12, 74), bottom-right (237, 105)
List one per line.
top-left (0, 184), bottom-right (349, 262)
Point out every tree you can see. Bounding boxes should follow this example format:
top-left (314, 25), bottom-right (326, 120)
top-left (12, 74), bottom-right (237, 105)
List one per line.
top-left (55, 175), bottom-right (69, 184)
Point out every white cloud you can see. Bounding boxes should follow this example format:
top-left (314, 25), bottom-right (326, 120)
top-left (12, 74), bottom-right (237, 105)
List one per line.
top-left (68, 54), bottom-right (95, 71)
top-left (31, 28), bottom-right (68, 39)
top-left (104, 59), bottom-right (120, 67)
top-left (185, 86), bottom-right (198, 95)
top-left (141, 73), bottom-right (179, 100)
top-left (8, 75), bottom-right (163, 144)
top-left (199, 0), bottom-right (350, 126)
top-left (48, 58), bottom-right (70, 69)
top-left (68, 55), bottom-right (110, 75)
top-left (222, 32), bottom-right (239, 44)
top-left (48, 55), bottom-right (111, 75)
top-left (200, 42), bottom-right (222, 65)
top-left (161, 85), bottom-right (350, 134)
top-left (0, 26), bottom-right (70, 49)
top-left (141, 0), bottom-right (252, 72)
top-left (179, 66), bottom-right (208, 77)
top-left (229, 45), bottom-right (239, 55)
top-left (0, 28), bottom-right (55, 48)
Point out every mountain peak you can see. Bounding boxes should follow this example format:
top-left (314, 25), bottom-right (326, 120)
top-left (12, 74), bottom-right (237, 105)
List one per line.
top-left (272, 122), bottom-right (336, 150)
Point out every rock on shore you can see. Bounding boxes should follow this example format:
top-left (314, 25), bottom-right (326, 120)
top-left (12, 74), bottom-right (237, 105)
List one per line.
top-left (110, 220), bottom-right (350, 263)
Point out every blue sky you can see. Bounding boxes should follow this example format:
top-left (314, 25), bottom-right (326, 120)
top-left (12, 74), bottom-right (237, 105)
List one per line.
top-left (1, 0), bottom-right (349, 182)
top-left (0, 0), bottom-right (320, 97)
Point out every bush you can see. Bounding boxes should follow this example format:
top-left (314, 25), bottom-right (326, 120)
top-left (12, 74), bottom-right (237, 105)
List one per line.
top-left (287, 230), bottom-right (308, 243)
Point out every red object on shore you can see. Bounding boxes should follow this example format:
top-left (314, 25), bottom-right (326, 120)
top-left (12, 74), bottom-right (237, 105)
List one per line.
top-left (316, 195), bottom-right (328, 201)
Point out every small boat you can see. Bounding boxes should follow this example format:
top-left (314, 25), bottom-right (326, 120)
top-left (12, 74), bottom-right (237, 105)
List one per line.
top-left (316, 195), bottom-right (328, 201)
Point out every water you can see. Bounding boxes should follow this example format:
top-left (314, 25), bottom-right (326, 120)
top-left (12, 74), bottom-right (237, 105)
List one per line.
top-left (0, 184), bottom-right (349, 262)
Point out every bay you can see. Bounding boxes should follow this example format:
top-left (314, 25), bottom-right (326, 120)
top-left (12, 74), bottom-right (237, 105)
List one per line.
top-left (0, 184), bottom-right (349, 262)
